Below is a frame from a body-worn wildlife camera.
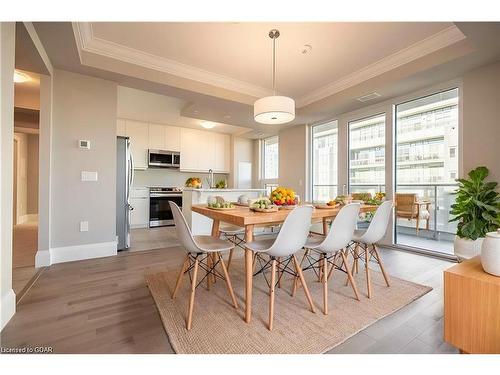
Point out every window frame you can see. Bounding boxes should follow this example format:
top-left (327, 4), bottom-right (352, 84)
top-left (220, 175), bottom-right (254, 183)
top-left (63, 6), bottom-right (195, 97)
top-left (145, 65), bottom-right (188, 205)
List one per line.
top-left (309, 119), bottom-right (339, 202)
top-left (260, 135), bottom-right (279, 191)
top-left (347, 112), bottom-right (386, 194)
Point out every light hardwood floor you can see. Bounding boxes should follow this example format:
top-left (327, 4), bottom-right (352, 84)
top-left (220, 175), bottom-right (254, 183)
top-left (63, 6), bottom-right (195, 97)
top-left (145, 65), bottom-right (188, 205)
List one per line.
top-left (1, 238), bottom-right (459, 354)
top-left (12, 222), bottom-right (39, 296)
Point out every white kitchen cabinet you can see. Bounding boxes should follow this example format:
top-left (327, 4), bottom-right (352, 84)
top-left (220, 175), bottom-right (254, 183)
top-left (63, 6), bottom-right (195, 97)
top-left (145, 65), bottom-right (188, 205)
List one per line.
top-left (117, 119), bottom-right (127, 137)
top-left (164, 126), bottom-right (181, 152)
top-left (179, 128), bottom-right (228, 173)
top-left (148, 123), bottom-right (165, 150)
top-left (126, 120), bottom-right (149, 170)
top-left (179, 128), bottom-right (200, 171)
top-left (198, 131), bottom-right (215, 171)
top-left (130, 188), bottom-right (149, 229)
top-left (213, 133), bottom-right (230, 173)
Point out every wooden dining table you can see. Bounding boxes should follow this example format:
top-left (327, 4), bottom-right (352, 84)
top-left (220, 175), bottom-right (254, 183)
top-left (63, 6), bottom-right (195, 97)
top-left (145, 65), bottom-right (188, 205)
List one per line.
top-left (191, 203), bottom-right (378, 324)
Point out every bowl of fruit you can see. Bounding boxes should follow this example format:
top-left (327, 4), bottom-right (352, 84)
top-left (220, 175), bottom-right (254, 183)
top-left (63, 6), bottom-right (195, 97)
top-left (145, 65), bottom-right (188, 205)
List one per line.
top-left (270, 187), bottom-right (299, 210)
top-left (314, 200), bottom-right (339, 209)
top-left (207, 200), bottom-right (236, 210)
top-left (185, 177), bottom-right (202, 188)
top-left (250, 198), bottom-right (278, 213)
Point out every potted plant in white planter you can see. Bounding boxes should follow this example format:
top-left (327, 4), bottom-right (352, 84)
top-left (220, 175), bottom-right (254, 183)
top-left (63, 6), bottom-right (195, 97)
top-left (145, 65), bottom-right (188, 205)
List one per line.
top-left (450, 166), bottom-right (500, 260)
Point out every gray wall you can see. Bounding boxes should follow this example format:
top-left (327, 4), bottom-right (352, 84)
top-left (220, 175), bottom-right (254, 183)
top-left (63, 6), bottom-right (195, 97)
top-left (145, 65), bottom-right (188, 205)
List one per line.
top-left (50, 69), bottom-right (117, 248)
top-left (278, 125), bottom-right (309, 199)
top-left (462, 60), bottom-right (500, 183)
top-left (27, 134), bottom-right (39, 214)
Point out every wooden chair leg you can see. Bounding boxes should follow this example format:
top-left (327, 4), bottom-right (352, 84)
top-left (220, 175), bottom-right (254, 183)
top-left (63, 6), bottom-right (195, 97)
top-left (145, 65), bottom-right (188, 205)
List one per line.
top-left (293, 255), bottom-right (316, 313)
top-left (292, 249), bottom-right (309, 296)
top-left (206, 254), bottom-right (212, 290)
top-left (328, 252), bottom-right (338, 281)
top-left (318, 253), bottom-right (324, 282)
top-left (322, 255), bottom-right (328, 315)
top-left (341, 251), bottom-right (360, 301)
top-left (354, 244), bottom-right (359, 274)
top-left (186, 257), bottom-right (199, 330)
top-left (212, 253), bottom-right (217, 284)
top-left (373, 245), bottom-right (390, 287)
top-left (277, 257), bottom-right (282, 289)
top-left (217, 252), bottom-right (238, 309)
top-left (268, 259), bottom-right (277, 331)
top-left (365, 246), bottom-right (372, 299)
top-left (172, 254), bottom-right (190, 299)
top-left (226, 248), bottom-right (234, 271)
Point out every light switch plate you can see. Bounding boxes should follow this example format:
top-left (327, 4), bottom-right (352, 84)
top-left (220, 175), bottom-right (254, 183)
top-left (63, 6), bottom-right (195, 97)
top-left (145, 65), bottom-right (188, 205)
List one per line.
top-left (80, 221), bottom-right (89, 232)
top-left (81, 171), bottom-right (98, 181)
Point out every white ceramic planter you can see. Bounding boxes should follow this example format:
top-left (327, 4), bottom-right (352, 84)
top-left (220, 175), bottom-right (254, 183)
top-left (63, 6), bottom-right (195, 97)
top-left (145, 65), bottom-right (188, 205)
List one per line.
top-left (453, 236), bottom-right (484, 261)
top-left (481, 229), bottom-right (500, 276)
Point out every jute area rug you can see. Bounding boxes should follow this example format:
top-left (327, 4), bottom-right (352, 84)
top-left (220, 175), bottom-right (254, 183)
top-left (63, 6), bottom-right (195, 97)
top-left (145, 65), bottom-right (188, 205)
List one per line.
top-left (146, 258), bottom-right (431, 354)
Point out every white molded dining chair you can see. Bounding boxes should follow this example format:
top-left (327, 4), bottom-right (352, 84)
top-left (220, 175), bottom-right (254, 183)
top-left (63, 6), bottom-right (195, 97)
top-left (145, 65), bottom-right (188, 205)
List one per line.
top-left (299, 203), bottom-right (361, 314)
top-left (245, 205), bottom-right (316, 330)
top-left (169, 201), bottom-right (238, 330)
top-left (348, 200), bottom-right (393, 298)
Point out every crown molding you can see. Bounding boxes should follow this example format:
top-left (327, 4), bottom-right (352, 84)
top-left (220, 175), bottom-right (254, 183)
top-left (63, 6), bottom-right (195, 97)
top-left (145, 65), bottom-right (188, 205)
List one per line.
top-left (72, 22), bottom-right (273, 99)
top-left (296, 25), bottom-right (466, 107)
top-left (72, 23), bottom-right (466, 109)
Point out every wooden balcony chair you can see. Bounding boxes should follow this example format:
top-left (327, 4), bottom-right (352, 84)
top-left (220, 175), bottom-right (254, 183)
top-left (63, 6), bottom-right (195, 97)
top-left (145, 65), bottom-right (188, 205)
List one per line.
top-left (395, 193), bottom-right (431, 235)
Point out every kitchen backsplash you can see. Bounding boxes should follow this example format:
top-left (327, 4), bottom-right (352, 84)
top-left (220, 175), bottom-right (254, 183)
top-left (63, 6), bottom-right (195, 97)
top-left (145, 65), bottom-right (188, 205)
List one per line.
top-left (133, 168), bottom-right (229, 188)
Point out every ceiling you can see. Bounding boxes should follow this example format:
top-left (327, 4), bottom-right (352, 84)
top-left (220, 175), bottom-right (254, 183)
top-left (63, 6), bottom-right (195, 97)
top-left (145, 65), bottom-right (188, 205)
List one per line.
top-left (32, 22), bottom-right (500, 138)
top-left (89, 22), bottom-right (454, 102)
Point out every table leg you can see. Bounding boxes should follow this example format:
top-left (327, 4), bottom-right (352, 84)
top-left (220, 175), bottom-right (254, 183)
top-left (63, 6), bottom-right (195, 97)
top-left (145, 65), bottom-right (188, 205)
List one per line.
top-left (244, 225), bottom-right (254, 324)
top-left (322, 218), bottom-right (329, 235)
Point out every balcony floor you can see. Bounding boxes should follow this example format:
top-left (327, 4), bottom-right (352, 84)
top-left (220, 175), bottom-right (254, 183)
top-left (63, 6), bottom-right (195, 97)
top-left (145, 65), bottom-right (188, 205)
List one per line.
top-left (396, 232), bottom-right (454, 255)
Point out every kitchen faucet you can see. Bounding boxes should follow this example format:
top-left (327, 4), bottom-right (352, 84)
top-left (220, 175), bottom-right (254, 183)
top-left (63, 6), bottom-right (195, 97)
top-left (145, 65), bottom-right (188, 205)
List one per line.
top-left (208, 169), bottom-right (214, 188)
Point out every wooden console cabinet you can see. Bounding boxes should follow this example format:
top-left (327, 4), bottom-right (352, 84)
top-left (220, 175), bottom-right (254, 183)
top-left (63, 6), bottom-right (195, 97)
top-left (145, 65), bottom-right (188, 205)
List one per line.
top-left (444, 256), bottom-right (500, 354)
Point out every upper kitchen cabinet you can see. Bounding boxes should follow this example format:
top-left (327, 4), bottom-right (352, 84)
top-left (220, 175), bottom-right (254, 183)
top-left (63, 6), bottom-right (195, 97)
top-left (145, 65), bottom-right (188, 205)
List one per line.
top-left (125, 120), bottom-right (149, 170)
top-left (164, 126), bottom-right (181, 152)
top-left (213, 132), bottom-right (230, 173)
top-left (148, 123), bottom-right (180, 151)
top-left (179, 128), bottom-right (202, 171)
top-left (148, 123), bottom-right (165, 150)
top-left (180, 128), bottom-right (229, 173)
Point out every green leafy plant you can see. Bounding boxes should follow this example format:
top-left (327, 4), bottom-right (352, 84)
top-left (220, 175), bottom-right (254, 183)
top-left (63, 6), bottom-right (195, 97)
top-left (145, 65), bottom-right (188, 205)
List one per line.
top-left (449, 166), bottom-right (500, 240)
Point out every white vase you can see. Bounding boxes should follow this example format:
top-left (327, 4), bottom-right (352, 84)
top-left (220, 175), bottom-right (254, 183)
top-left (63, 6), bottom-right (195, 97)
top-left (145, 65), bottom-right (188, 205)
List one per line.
top-left (453, 236), bottom-right (484, 261)
top-left (481, 229), bottom-right (500, 276)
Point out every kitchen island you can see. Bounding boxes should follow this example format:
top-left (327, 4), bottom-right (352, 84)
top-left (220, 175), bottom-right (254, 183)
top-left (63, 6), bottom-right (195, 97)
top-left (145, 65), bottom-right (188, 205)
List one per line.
top-left (182, 188), bottom-right (266, 235)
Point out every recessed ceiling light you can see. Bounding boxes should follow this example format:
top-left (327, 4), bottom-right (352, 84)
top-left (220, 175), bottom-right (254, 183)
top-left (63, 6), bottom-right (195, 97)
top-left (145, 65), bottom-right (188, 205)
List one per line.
top-left (201, 121), bottom-right (216, 129)
top-left (223, 114), bottom-right (231, 119)
top-left (13, 70), bottom-right (31, 83)
top-left (193, 110), bottom-right (199, 114)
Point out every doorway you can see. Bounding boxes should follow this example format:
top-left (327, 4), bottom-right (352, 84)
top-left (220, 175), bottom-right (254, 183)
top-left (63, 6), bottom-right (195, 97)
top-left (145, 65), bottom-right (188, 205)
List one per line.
top-left (12, 71), bottom-right (41, 299)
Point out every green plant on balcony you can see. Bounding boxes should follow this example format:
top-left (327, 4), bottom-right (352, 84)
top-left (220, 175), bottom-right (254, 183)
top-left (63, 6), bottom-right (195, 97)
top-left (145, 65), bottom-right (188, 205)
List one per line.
top-left (450, 166), bottom-right (500, 241)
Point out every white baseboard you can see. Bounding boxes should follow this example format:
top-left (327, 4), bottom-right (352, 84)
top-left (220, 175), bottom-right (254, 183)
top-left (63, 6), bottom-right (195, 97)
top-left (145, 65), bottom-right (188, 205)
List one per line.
top-left (1, 289), bottom-right (16, 331)
top-left (34, 240), bottom-right (117, 266)
top-left (35, 249), bottom-right (51, 267)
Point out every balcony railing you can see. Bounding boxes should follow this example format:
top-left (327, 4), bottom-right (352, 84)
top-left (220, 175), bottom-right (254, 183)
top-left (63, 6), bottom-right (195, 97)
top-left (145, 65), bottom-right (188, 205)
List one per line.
top-left (312, 183), bottom-right (459, 241)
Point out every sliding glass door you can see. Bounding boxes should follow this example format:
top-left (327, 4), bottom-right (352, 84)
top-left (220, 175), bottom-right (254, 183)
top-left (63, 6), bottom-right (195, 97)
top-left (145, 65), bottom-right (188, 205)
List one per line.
top-left (348, 114), bottom-right (386, 196)
top-left (311, 120), bottom-right (338, 202)
top-left (394, 88), bottom-right (459, 255)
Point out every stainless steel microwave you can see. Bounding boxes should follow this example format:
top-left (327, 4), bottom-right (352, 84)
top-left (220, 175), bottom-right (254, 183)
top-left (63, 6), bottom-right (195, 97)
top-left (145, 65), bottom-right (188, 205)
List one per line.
top-left (148, 149), bottom-right (180, 168)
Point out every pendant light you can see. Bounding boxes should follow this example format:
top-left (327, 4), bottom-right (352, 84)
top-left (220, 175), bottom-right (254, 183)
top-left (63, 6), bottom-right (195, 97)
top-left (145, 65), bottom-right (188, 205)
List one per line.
top-left (254, 29), bottom-right (295, 125)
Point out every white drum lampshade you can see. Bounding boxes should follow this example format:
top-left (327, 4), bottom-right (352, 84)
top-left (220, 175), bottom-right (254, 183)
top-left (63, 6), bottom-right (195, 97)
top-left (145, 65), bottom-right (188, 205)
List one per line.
top-left (254, 95), bottom-right (295, 125)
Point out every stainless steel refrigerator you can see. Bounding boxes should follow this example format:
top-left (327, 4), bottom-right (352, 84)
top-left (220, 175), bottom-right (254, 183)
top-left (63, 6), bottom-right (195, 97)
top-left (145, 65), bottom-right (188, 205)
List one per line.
top-left (116, 136), bottom-right (133, 250)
